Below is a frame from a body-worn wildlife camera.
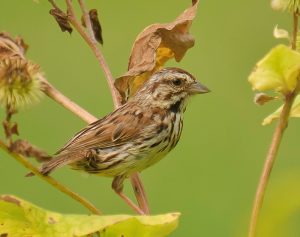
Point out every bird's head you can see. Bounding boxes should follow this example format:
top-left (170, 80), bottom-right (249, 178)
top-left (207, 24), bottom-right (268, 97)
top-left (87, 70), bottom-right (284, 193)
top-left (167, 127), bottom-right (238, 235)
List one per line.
top-left (134, 67), bottom-right (210, 111)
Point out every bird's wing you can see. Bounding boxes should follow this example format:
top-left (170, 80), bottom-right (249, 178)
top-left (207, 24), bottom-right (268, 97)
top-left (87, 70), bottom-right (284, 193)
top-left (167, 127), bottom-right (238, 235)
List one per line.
top-left (39, 103), bottom-right (165, 175)
top-left (56, 103), bottom-right (158, 155)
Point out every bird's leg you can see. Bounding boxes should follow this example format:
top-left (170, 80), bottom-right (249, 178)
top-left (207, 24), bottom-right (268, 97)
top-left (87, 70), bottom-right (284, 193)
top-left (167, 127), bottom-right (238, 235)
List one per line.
top-left (112, 176), bottom-right (145, 215)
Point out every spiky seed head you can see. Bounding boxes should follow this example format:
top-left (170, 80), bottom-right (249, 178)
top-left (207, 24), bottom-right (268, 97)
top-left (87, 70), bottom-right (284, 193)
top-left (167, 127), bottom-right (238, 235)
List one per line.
top-left (0, 33), bottom-right (43, 109)
top-left (0, 58), bottom-right (43, 108)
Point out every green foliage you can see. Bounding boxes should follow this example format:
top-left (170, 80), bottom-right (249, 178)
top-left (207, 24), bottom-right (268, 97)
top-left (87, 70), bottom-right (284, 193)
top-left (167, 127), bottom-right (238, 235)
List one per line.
top-left (248, 44), bottom-right (300, 95)
top-left (0, 195), bottom-right (179, 237)
top-left (248, 44), bottom-right (300, 125)
top-left (263, 94), bottom-right (300, 125)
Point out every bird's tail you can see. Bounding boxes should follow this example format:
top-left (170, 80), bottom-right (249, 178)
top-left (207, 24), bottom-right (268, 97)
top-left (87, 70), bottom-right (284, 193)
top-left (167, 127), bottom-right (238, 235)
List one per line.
top-left (39, 153), bottom-right (77, 175)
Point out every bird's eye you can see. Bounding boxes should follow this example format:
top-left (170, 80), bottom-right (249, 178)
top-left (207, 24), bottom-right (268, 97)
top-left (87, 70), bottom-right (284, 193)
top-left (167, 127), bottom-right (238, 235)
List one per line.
top-left (172, 79), bottom-right (182, 86)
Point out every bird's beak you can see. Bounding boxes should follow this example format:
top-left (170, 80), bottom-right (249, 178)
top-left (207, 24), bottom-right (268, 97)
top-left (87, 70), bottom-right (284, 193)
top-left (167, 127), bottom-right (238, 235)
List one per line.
top-left (189, 81), bottom-right (210, 95)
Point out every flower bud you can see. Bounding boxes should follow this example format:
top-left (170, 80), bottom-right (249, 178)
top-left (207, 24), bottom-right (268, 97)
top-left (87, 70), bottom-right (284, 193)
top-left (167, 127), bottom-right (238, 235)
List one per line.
top-left (271, 0), bottom-right (300, 12)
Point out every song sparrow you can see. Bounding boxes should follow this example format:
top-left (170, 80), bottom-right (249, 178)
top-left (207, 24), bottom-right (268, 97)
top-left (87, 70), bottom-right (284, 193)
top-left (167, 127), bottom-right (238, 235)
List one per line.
top-left (40, 67), bottom-right (209, 213)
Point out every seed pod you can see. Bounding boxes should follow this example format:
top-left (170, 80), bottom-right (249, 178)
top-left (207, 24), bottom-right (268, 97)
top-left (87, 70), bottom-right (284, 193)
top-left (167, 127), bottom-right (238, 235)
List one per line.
top-left (0, 33), bottom-right (43, 109)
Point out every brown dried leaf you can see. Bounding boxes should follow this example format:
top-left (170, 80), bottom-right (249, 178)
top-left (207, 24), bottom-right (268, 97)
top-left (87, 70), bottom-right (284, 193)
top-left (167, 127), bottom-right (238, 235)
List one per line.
top-left (49, 8), bottom-right (73, 34)
top-left (115, 0), bottom-right (198, 102)
top-left (81, 9), bottom-right (103, 45)
top-left (10, 139), bottom-right (51, 162)
top-left (89, 9), bottom-right (103, 45)
top-left (10, 123), bottom-right (19, 136)
top-left (0, 33), bottom-right (25, 60)
top-left (15, 36), bottom-right (29, 54)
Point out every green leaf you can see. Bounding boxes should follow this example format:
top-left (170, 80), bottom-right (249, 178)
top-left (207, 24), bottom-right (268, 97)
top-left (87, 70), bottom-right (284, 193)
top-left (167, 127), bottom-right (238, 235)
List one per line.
top-left (0, 195), bottom-right (180, 237)
top-left (262, 94), bottom-right (300, 125)
top-left (248, 44), bottom-right (300, 95)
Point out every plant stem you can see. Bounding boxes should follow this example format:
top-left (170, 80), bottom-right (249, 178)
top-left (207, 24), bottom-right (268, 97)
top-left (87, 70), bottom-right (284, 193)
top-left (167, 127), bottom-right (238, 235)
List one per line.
top-left (77, 0), bottom-right (97, 44)
top-left (247, 12), bottom-right (299, 237)
top-left (248, 94), bottom-right (295, 237)
top-left (39, 74), bottom-right (97, 123)
top-left (65, 0), bottom-right (121, 108)
top-left (292, 10), bottom-right (299, 50)
top-left (66, 0), bottom-right (150, 214)
top-left (0, 139), bottom-right (101, 215)
top-left (130, 173), bottom-right (150, 214)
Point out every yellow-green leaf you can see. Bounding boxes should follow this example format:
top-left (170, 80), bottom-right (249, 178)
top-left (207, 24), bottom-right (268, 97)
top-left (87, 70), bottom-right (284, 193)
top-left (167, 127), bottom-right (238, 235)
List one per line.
top-left (248, 44), bottom-right (300, 95)
top-left (0, 195), bottom-right (180, 237)
top-left (263, 94), bottom-right (300, 125)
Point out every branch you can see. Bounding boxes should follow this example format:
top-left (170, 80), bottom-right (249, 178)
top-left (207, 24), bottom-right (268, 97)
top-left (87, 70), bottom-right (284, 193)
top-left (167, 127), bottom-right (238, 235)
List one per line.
top-left (65, 0), bottom-right (121, 107)
top-left (38, 74), bottom-right (97, 124)
top-left (130, 173), bottom-right (150, 214)
top-left (247, 12), bottom-right (299, 237)
top-left (0, 139), bottom-right (101, 215)
top-left (78, 0), bottom-right (96, 44)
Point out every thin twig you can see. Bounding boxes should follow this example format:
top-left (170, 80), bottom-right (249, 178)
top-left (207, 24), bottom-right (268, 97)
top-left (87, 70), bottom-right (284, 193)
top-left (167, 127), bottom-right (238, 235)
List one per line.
top-left (38, 74), bottom-right (97, 124)
top-left (78, 0), bottom-right (96, 43)
top-left (292, 10), bottom-right (299, 50)
top-left (0, 139), bottom-right (101, 215)
top-left (130, 173), bottom-right (150, 214)
top-left (3, 104), bottom-right (16, 146)
top-left (247, 12), bottom-right (299, 237)
top-left (48, 0), bottom-right (59, 10)
top-left (65, 0), bottom-right (121, 107)
top-left (247, 94), bottom-right (295, 237)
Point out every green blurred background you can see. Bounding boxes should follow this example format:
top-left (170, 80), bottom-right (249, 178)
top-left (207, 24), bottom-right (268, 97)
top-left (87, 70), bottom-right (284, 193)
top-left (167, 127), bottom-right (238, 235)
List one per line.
top-left (1, 1), bottom-right (300, 236)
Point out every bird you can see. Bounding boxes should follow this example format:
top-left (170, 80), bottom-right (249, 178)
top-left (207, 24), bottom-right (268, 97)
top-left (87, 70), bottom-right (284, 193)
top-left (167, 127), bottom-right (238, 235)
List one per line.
top-left (40, 67), bottom-right (210, 214)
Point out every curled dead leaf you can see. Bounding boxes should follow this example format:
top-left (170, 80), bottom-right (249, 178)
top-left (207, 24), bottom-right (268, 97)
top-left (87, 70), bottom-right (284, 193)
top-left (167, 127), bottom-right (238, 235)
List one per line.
top-left (88, 9), bottom-right (103, 45)
top-left (115, 0), bottom-right (198, 103)
top-left (0, 33), bottom-right (26, 59)
top-left (81, 9), bottom-right (103, 45)
top-left (10, 139), bottom-right (51, 162)
top-left (82, 9), bottom-right (103, 45)
top-left (49, 8), bottom-right (73, 34)
top-left (10, 123), bottom-right (19, 136)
